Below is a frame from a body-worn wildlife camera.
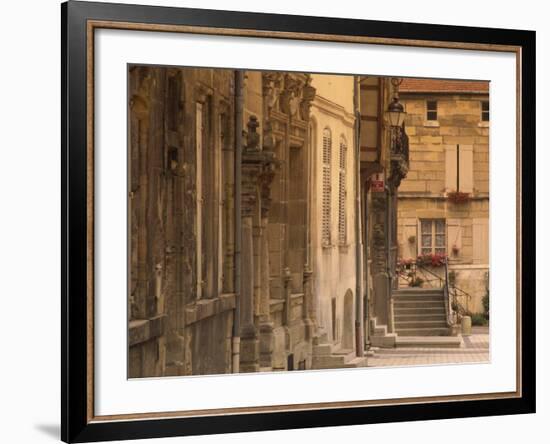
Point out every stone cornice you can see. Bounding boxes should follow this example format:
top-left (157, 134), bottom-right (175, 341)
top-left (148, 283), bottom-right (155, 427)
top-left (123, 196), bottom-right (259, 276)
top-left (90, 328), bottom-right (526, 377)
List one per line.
top-left (311, 95), bottom-right (355, 127)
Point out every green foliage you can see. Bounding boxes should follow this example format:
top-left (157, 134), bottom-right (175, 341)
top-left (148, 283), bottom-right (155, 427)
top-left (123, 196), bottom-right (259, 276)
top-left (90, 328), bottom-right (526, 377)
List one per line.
top-left (470, 313), bottom-right (488, 326)
top-left (482, 289), bottom-right (489, 320)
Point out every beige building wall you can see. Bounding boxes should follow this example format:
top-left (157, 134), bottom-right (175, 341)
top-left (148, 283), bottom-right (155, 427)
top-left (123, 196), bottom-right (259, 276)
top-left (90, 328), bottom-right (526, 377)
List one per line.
top-left (397, 89), bottom-right (489, 314)
top-left (309, 74), bottom-right (357, 348)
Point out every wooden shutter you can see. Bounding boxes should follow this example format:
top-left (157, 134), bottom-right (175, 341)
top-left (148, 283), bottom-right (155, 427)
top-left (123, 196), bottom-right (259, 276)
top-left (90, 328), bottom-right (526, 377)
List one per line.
top-left (473, 218), bottom-right (489, 264)
top-left (447, 218), bottom-right (462, 257)
top-left (458, 145), bottom-right (474, 193)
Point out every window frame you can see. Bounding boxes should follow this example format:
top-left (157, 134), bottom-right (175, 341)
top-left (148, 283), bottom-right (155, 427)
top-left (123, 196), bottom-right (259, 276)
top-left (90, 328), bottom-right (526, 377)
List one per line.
top-left (419, 218), bottom-right (446, 255)
top-left (426, 99), bottom-right (438, 121)
top-left (481, 100), bottom-right (490, 121)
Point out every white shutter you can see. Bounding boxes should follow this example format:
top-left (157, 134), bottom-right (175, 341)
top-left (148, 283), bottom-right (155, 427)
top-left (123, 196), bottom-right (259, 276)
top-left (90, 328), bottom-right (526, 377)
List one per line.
top-left (445, 145), bottom-right (457, 192)
top-left (338, 138), bottom-right (347, 245)
top-left (322, 128), bottom-right (332, 245)
top-left (447, 218), bottom-right (462, 257)
top-left (459, 145), bottom-right (474, 193)
top-left (402, 218), bottom-right (417, 259)
top-left (473, 218), bottom-right (489, 264)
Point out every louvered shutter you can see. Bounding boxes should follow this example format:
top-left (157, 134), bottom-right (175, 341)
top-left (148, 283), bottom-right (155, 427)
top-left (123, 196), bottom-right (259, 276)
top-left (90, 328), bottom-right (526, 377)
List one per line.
top-left (338, 137), bottom-right (347, 245)
top-left (322, 128), bottom-right (332, 245)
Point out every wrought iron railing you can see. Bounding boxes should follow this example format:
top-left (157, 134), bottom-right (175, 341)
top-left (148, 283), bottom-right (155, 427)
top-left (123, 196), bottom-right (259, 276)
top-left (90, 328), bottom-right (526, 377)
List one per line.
top-left (396, 258), bottom-right (473, 327)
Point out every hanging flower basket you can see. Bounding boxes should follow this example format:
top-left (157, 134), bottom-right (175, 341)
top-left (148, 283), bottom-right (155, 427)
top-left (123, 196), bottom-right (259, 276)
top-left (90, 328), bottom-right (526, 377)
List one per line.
top-left (447, 190), bottom-right (471, 204)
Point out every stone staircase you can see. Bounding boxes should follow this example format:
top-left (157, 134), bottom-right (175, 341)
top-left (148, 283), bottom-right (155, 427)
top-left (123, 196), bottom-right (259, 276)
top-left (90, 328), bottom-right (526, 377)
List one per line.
top-left (393, 288), bottom-right (451, 336)
top-left (392, 287), bottom-right (462, 348)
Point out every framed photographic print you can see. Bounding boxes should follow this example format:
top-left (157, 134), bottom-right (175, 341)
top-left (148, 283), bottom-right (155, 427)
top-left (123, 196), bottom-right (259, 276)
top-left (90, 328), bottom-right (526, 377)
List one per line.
top-left (61, 0), bottom-right (536, 442)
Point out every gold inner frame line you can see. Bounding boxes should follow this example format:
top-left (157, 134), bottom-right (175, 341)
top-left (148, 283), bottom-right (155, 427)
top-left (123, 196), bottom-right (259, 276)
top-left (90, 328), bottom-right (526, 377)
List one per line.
top-left (86, 19), bottom-right (523, 423)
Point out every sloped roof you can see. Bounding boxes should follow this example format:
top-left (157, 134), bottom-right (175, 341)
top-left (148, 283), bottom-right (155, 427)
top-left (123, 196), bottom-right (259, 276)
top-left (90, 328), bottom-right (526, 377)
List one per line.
top-left (399, 78), bottom-right (489, 94)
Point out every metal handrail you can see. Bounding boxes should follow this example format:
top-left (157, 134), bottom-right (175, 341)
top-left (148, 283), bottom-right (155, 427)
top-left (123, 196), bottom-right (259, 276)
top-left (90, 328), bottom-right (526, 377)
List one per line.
top-left (443, 258), bottom-right (454, 327)
top-left (396, 257), bottom-right (476, 328)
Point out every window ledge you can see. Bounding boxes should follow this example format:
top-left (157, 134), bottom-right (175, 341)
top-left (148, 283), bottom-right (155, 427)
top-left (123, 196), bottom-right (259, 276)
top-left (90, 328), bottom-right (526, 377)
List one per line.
top-left (338, 244), bottom-right (350, 253)
top-left (423, 120), bottom-right (440, 127)
top-left (478, 121), bottom-right (490, 128)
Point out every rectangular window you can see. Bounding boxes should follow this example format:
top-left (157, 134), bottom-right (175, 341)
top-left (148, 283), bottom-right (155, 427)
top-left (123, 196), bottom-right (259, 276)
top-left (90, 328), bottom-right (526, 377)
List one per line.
top-left (481, 100), bottom-right (490, 121)
top-left (420, 219), bottom-right (446, 255)
top-left (426, 100), bottom-right (438, 121)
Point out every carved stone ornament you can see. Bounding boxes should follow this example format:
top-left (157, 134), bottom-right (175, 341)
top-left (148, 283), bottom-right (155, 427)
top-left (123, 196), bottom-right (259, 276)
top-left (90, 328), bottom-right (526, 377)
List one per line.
top-left (241, 116), bottom-right (281, 218)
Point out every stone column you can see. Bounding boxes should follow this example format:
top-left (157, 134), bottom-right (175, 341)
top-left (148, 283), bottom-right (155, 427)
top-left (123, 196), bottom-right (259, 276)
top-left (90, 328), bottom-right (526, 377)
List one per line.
top-left (283, 267), bottom-right (292, 326)
top-left (258, 163), bottom-right (277, 368)
top-left (302, 267), bottom-right (314, 339)
top-left (239, 171), bottom-right (259, 373)
top-left (370, 193), bottom-right (390, 328)
top-left (258, 213), bottom-right (274, 368)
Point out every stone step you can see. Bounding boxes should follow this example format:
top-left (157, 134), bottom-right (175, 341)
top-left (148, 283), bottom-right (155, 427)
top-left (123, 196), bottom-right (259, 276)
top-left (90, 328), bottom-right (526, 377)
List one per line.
top-left (312, 354), bottom-right (347, 369)
top-left (394, 320), bottom-right (448, 329)
top-left (394, 300), bottom-right (444, 309)
top-left (343, 356), bottom-right (369, 368)
top-left (395, 313), bottom-right (447, 322)
top-left (393, 288), bottom-right (444, 295)
top-left (311, 349), bottom-right (360, 369)
top-left (395, 327), bottom-right (450, 336)
top-left (312, 343), bottom-right (333, 356)
top-left (395, 336), bottom-right (463, 348)
top-left (393, 294), bottom-right (445, 302)
top-left (394, 307), bottom-right (446, 315)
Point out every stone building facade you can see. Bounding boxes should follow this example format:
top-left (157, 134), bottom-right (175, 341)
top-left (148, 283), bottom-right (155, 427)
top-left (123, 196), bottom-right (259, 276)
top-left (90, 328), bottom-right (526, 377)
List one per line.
top-left (309, 75), bottom-right (359, 354)
top-left (397, 79), bottom-right (490, 314)
top-left (358, 77), bottom-right (411, 346)
top-left (127, 66), bottom-right (398, 378)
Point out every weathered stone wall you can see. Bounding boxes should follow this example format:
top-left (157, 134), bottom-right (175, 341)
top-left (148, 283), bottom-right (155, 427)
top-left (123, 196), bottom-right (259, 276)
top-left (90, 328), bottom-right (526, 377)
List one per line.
top-left (128, 67), bottom-right (364, 376)
top-left (128, 65), bottom-right (236, 378)
top-left (396, 88), bottom-right (490, 315)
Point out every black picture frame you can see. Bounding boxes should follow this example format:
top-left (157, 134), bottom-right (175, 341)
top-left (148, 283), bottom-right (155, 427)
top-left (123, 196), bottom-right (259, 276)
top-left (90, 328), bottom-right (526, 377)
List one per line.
top-left (62, 1), bottom-right (536, 442)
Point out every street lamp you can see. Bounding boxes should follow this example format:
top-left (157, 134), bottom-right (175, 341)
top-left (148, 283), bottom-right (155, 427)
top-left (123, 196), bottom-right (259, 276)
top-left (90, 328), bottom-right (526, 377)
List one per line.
top-left (386, 77), bottom-right (406, 127)
top-left (386, 96), bottom-right (406, 127)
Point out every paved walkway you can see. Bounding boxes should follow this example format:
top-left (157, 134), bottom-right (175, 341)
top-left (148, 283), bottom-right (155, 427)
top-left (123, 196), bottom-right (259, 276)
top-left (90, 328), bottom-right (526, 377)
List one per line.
top-left (367, 327), bottom-right (489, 368)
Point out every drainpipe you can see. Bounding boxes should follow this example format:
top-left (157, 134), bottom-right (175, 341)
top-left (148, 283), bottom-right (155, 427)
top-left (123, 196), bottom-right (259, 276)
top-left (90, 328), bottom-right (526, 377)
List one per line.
top-left (353, 77), bottom-right (364, 357)
top-left (385, 183), bottom-right (395, 333)
top-left (232, 70), bottom-right (244, 372)
top-left (363, 181), bottom-right (370, 350)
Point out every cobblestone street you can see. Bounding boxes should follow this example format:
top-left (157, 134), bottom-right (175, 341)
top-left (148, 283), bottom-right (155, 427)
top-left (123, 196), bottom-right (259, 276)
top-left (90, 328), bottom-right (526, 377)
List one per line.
top-left (367, 327), bottom-right (489, 368)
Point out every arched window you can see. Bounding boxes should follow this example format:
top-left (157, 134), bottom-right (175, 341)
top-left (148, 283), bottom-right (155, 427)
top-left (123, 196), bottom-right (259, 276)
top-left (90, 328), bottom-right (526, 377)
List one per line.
top-left (338, 136), bottom-right (347, 245)
top-left (322, 128), bottom-right (332, 246)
